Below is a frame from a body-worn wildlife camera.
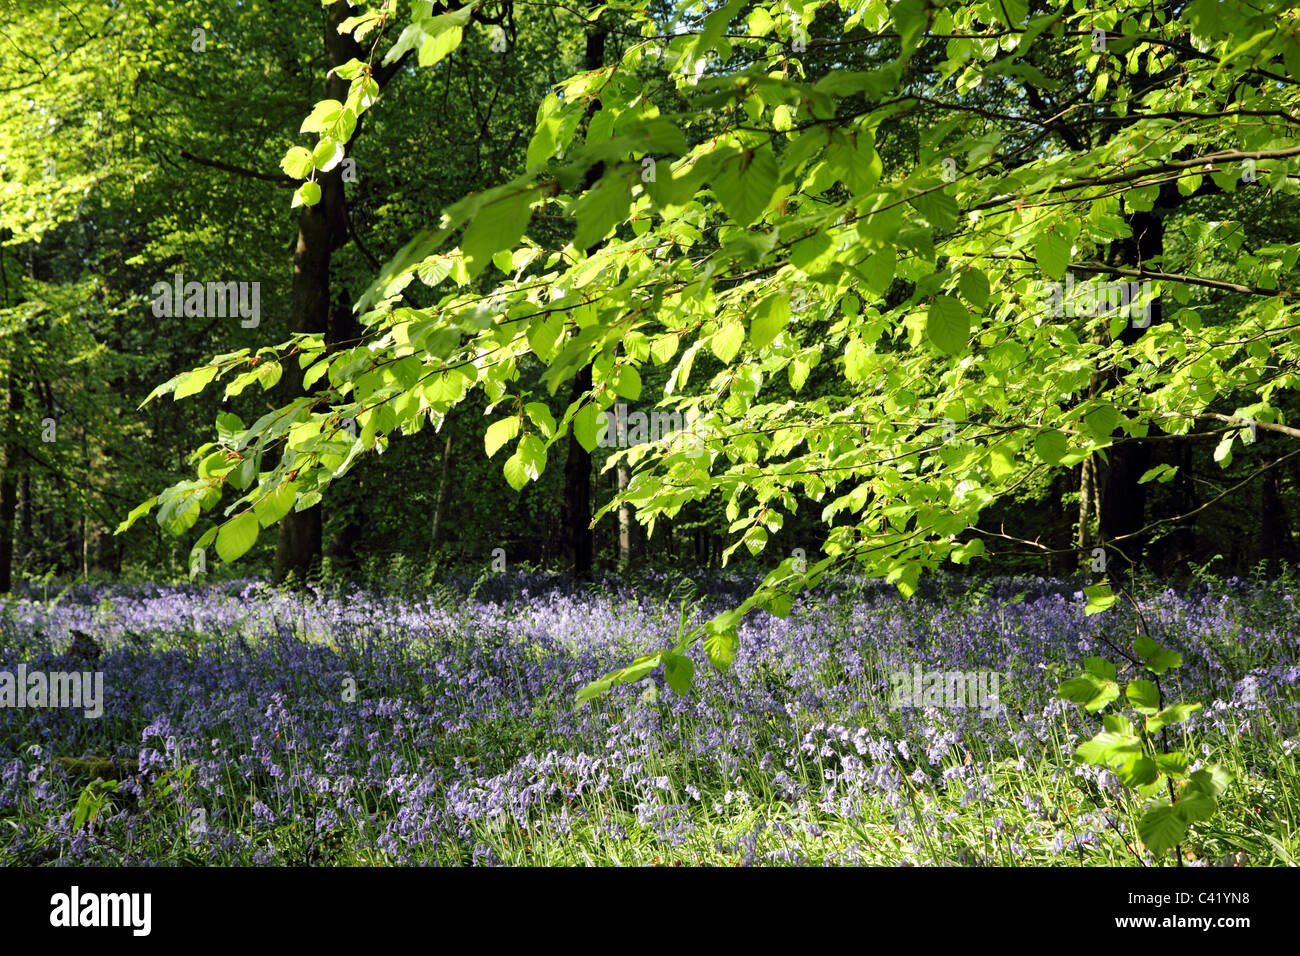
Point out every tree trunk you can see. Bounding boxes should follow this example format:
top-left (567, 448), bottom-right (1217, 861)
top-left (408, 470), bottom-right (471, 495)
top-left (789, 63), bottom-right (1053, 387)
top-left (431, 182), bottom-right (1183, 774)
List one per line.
top-left (559, 15), bottom-right (608, 579)
top-left (324, 292), bottom-right (365, 575)
top-left (1260, 462), bottom-right (1293, 571)
top-left (617, 463), bottom-right (631, 568)
top-left (562, 364), bottom-right (594, 577)
top-left (275, 1), bottom-right (401, 583)
top-left (0, 248), bottom-right (14, 592)
top-left (273, 169), bottom-right (331, 580)
top-left (430, 427), bottom-right (454, 549)
top-left (1078, 455), bottom-right (1096, 565)
top-left (1097, 207), bottom-right (1162, 577)
top-left (18, 470), bottom-right (30, 562)
top-left (0, 375), bottom-right (19, 592)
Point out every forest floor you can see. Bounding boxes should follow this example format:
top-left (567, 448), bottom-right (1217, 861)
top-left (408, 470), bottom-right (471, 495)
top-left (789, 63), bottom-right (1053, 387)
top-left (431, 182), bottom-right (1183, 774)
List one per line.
top-left (1, 572), bottom-right (1296, 865)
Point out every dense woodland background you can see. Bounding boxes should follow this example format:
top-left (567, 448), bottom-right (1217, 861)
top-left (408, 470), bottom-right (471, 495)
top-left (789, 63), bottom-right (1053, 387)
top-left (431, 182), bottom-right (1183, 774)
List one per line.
top-left (1, 0), bottom-right (1296, 591)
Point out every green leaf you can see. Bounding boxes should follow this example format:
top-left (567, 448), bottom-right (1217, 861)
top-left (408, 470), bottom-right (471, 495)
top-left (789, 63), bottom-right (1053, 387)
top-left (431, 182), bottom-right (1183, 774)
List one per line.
top-left (1084, 657), bottom-right (1116, 681)
top-left (462, 187), bottom-right (534, 278)
top-left (1213, 433), bottom-right (1234, 466)
top-left (1103, 713), bottom-right (1135, 735)
top-left (292, 181), bottom-right (322, 208)
top-left (615, 654), bottom-right (661, 686)
top-left (650, 335), bottom-right (678, 365)
top-left (1083, 583), bottom-right (1117, 616)
top-left (1033, 429), bottom-right (1068, 465)
top-left (703, 626), bottom-right (738, 669)
top-left (926, 295), bottom-right (970, 355)
top-left (959, 268), bottom-right (990, 309)
top-left (1187, 765), bottom-right (1231, 799)
top-left (910, 189), bottom-right (958, 231)
top-left (198, 459), bottom-right (232, 490)
top-left (228, 455), bottom-right (257, 491)
top-left (439, 4), bottom-right (478, 28)
top-left (256, 361), bottom-right (282, 391)
top-left (115, 497), bottom-right (158, 535)
top-left (156, 487), bottom-right (201, 536)
top-left (1113, 753), bottom-right (1159, 787)
top-left (485, 416), bottom-right (521, 458)
top-left (1126, 679), bottom-right (1161, 715)
top-left (711, 319), bottom-right (745, 364)
top-left (766, 591), bottom-right (793, 618)
top-left (573, 175), bottom-right (630, 250)
top-left (1075, 730), bottom-right (1141, 765)
top-left (1155, 752), bottom-right (1189, 776)
top-left (253, 482), bottom-right (297, 529)
top-left (503, 450), bottom-right (530, 490)
top-left (419, 25), bottom-right (462, 67)
top-left (1084, 404), bottom-right (1120, 439)
top-left (1060, 674), bottom-right (1119, 711)
top-left (890, 0), bottom-right (929, 51)
top-left (663, 653), bottom-right (695, 695)
top-left (844, 338), bottom-right (871, 383)
top-left (575, 674), bottom-right (615, 704)
top-left (630, 118), bottom-right (689, 156)
top-left (517, 433), bottom-right (547, 479)
top-left (527, 111), bottom-right (563, 171)
top-left (329, 57), bottom-right (368, 79)
top-left (1138, 804), bottom-right (1188, 855)
top-left (1138, 464), bottom-right (1178, 484)
top-left (997, 0), bottom-right (1029, 28)
top-left (524, 402), bottom-right (557, 439)
top-left (280, 147), bottom-right (315, 179)
top-left (300, 99), bottom-right (344, 134)
top-left (173, 366), bottom-right (218, 401)
top-left (713, 145), bottom-right (779, 226)
top-left (861, 247), bottom-right (896, 295)
top-left (527, 314), bottom-right (564, 361)
top-left (1146, 702), bottom-right (1201, 734)
top-left (1135, 634), bottom-right (1183, 674)
top-left (1175, 792), bottom-right (1217, 823)
top-left (1035, 229), bottom-right (1071, 280)
top-left (573, 403), bottom-right (601, 453)
top-left (612, 365), bottom-right (642, 401)
top-left (215, 511), bottom-right (260, 563)
top-left (749, 293), bottom-right (789, 349)
top-left (1091, 682), bottom-right (1121, 712)
top-left (215, 412), bottom-right (244, 445)
top-left (311, 137), bottom-right (344, 172)
top-left (1060, 675), bottom-right (1104, 704)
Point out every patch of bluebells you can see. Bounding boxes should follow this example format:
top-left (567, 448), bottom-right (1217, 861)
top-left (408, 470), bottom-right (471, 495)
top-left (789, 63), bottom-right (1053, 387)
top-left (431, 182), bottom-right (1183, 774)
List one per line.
top-left (0, 573), bottom-right (1295, 865)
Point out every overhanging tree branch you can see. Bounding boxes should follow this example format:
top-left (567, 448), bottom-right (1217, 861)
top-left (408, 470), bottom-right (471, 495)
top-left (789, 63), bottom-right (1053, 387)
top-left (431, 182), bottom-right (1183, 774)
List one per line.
top-left (177, 149), bottom-right (297, 187)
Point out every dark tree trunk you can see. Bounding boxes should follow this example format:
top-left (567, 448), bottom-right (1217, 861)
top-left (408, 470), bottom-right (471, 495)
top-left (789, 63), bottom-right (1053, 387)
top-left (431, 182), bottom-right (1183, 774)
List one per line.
top-left (1261, 463), bottom-right (1294, 570)
top-left (273, 168), bottom-right (331, 580)
top-left (430, 427), bottom-right (454, 550)
top-left (559, 16), bottom-right (608, 580)
top-left (0, 375), bottom-right (19, 592)
top-left (0, 248), bottom-right (14, 592)
top-left (18, 470), bottom-right (30, 562)
top-left (1153, 437), bottom-right (1198, 575)
top-left (562, 364), bottom-right (594, 578)
top-left (1078, 455), bottom-right (1097, 569)
top-left (275, 1), bottom-right (405, 583)
top-left (324, 293), bottom-right (364, 575)
top-left (1097, 204), bottom-right (1164, 576)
